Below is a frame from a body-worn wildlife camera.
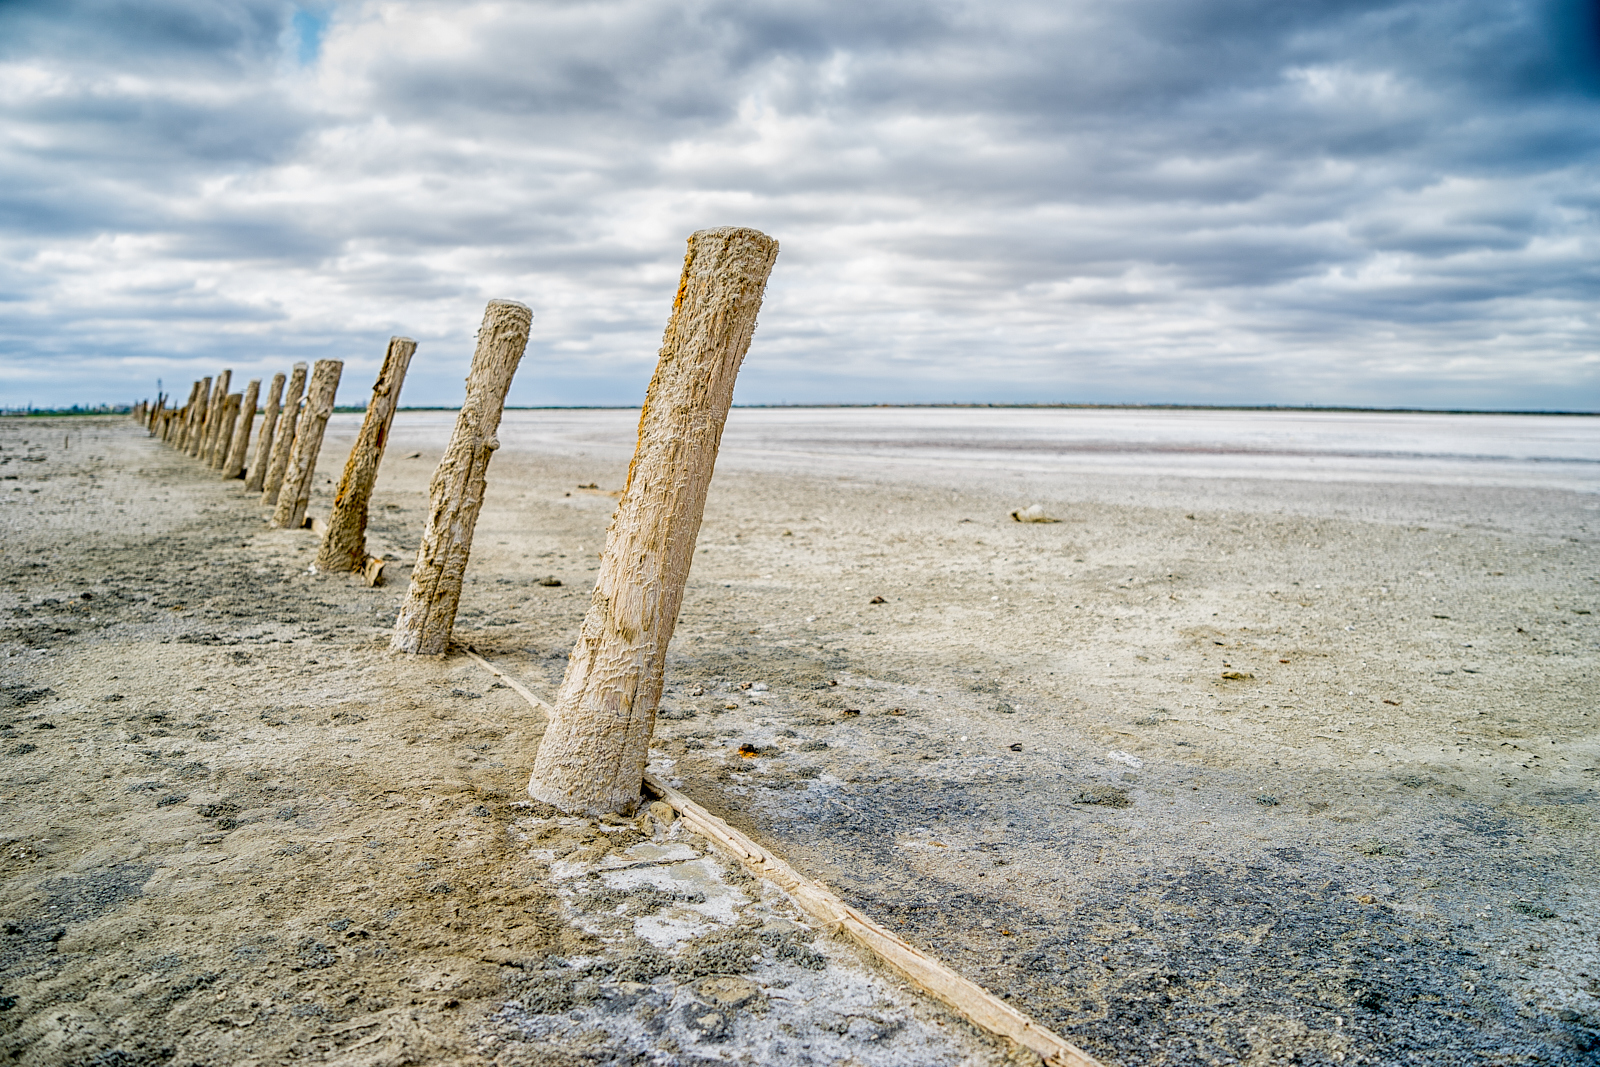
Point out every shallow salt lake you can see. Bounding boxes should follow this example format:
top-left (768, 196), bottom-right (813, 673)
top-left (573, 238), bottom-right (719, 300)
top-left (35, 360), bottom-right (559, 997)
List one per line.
top-left (355, 406), bottom-right (1600, 494)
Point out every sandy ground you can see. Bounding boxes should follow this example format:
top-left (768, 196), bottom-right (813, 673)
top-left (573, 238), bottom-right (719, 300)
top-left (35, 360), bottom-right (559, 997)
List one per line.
top-left (2, 412), bottom-right (1597, 1067)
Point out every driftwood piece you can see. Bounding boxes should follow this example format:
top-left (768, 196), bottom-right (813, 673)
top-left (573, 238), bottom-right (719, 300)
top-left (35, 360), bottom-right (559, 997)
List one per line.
top-left (260, 363), bottom-right (307, 504)
top-left (463, 649), bottom-right (1103, 1067)
top-left (389, 301), bottom-right (531, 655)
top-left (210, 394), bottom-right (241, 469)
top-left (316, 336), bottom-right (416, 573)
top-left (362, 556), bottom-right (386, 587)
top-left (246, 372), bottom-right (286, 492)
top-left (196, 371), bottom-right (230, 460)
top-left (527, 227), bottom-right (777, 815)
top-left (223, 379), bottom-right (260, 478)
top-left (270, 359), bottom-right (343, 530)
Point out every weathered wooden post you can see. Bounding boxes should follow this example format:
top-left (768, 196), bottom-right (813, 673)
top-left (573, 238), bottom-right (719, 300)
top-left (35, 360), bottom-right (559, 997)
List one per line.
top-left (146, 395), bottom-right (165, 435)
top-left (390, 302), bottom-right (531, 654)
top-left (529, 227), bottom-right (778, 814)
top-left (270, 359), bottom-right (342, 530)
top-left (164, 387), bottom-right (188, 445)
top-left (315, 337), bottom-right (417, 574)
top-left (245, 373), bottom-right (286, 492)
top-left (259, 363), bottom-right (307, 504)
top-left (203, 372), bottom-right (234, 463)
top-left (179, 378), bottom-right (209, 452)
top-left (222, 379), bottom-right (260, 479)
top-left (194, 371), bottom-right (230, 459)
top-left (210, 394), bottom-right (241, 469)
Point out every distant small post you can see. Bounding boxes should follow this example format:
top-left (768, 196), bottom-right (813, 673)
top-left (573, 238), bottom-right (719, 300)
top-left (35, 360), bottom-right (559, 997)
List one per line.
top-left (210, 394), bottom-right (241, 469)
top-left (260, 363), bottom-right (308, 504)
top-left (245, 373), bottom-right (286, 492)
top-left (194, 371), bottom-right (230, 459)
top-left (316, 336), bottom-right (417, 574)
top-left (270, 360), bottom-right (343, 530)
top-left (222, 379), bottom-right (260, 478)
top-left (180, 378), bottom-right (210, 452)
top-left (528, 227), bottom-right (778, 814)
top-left (390, 301), bottom-right (531, 655)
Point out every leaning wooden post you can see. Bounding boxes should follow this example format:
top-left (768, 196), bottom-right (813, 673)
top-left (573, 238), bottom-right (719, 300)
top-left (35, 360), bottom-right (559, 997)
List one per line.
top-left (259, 363), bottom-right (307, 504)
top-left (210, 394), bottom-right (241, 469)
top-left (529, 227), bottom-right (779, 814)
top-left (222, 379), bottom-right (260, 479)
top-left (202, 371), bottom-right (233, 463)
top-left (315, 337), bottom-right (417, 574)
top-left (390, 302), bottom-right (531, 654)
top-left (193, 371), bottom-right (229, 459)
top-left (180, 378), bottom-right (209, 452)
top-left (146, 395), bottom-right (165, 436)
top-left (270, 360), bottom-right (342, 530)
top-left (245, 373), bottom-right (286, 492)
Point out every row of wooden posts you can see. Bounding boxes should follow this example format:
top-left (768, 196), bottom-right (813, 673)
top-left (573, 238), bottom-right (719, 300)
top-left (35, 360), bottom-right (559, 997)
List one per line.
top-left (125, 228), bottom-right (1108, 1067)
top-left (128, 226), bottom-right (780, 817)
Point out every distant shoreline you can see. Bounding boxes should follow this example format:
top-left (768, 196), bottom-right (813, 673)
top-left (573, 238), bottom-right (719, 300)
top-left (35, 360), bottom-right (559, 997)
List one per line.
top-left (5, 402), bottom-right (1595, 417)
top-left (392, 403), bottom-right (1600, 416)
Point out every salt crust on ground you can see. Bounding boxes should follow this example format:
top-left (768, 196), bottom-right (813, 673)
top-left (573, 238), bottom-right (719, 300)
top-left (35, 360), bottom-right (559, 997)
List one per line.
top-left (1, 414), bottom-right (1596, 1066)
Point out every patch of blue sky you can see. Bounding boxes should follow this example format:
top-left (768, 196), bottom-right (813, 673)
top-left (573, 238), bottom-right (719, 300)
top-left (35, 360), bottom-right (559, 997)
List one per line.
top-left (290, 6), bottom-right (328, 67)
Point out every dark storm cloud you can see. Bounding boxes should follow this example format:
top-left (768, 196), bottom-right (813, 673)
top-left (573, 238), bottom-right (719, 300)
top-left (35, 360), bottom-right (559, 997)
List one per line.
top-left (0, 0), bottom-right (1596, 409)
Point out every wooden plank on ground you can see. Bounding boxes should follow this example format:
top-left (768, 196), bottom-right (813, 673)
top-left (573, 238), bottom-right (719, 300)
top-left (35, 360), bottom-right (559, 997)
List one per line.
top-left (462, 647), bottom-right (1106, 1067)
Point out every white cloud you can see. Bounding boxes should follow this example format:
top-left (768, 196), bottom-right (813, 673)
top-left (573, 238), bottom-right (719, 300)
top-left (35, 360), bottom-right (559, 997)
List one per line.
top-left (0, 0), bottom-right (1596, 410)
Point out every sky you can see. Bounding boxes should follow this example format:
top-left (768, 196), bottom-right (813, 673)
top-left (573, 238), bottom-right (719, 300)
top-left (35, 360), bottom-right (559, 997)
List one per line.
top-left (1, 0), bottom-right (1598, 411)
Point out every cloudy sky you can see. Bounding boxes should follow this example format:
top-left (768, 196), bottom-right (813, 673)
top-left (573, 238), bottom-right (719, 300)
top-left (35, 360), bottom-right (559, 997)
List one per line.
top-left (2, 0), bottom-right (1597, 411)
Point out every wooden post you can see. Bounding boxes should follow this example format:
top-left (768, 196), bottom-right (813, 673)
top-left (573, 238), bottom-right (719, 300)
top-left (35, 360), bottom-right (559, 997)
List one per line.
top-left (270, 360), bottom-right (342, 530)
top-left (390, 302), bottom-right (531, 654)
top-left (528, 227), bottom-right (778, 814)
top-left (180, 378), bottom-right (209, 452)
top-left (222, 379), bottom-right (260, 479)
top-left (146, 395), bottom-right (165, 435)
top-left (209, 394), bottom-right (241, 469)
top-left (194, 371), bottom-right (229, 459)
top-left (245, 373), bottom-right (286, 492)
top-left (204, 371), bottom-right (233, 464)
top-left (259, 363), bottom-right (307, 504)
top-left (315, 337), bottom-right (417, 573)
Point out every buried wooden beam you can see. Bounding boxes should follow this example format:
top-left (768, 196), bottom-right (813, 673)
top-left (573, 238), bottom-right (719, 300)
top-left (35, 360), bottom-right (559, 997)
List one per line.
top-left (259, 363), bottom-right (307, 505)
top-left (270, 359), bottom-right (342, 531)
top-left (315, 336), bottom-right (416, 574)
top-left (462, 647), bottom-right (1104, 1067)
top-left (222, 378), bottom-right (260, 479)
top-left (389, 301), bottom-right (531, 655)
top-left (527, 226), bottom-right (778, 816)
top-left (245, 372), bottom-right (287, 492)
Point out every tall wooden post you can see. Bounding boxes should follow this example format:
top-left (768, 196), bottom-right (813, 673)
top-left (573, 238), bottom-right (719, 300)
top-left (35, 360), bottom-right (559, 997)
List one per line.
top-left (180, 378), bottom-right (209, 452)
top-left (210, 394), bottom-right (241, 469)
top-left (260, 363), bottom-right (307, 505)
top-left (270, 360), bottom-right (342, 530)
top-left (245, 373), bottom-right (286, 492)
top-left (146, 395), bottom-right (165, 435)
top-left (194, 371), bottom-right (229, 459)
top-left (222, 379), bottom-right (260, 479)
top-left (529, 227), bottom-right (778, 814)
top-left (390, 302), bottom-right (531, 654)
top-left (315, 337), bottom-right (417, 573)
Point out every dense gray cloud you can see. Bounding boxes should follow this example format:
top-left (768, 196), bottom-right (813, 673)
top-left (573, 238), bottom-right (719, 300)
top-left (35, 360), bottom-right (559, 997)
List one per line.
top-left (1, 0), bottom-right (1596, 410)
